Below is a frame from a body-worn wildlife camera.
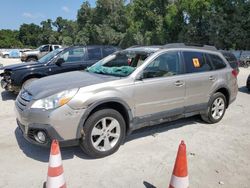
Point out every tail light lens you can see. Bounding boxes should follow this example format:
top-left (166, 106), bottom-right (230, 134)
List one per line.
top-left (232, 69), bottom-right (238, 78)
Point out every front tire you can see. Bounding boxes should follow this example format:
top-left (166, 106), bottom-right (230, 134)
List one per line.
top-left (80, 109), bottom-right (126, 158)
top-left (26, 57), bottom-right (37, 62)
top-left (201, 92), bottom-right (227, 124)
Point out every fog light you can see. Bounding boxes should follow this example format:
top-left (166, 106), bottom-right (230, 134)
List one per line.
top-left (35, 131), bottom-right (46, 143)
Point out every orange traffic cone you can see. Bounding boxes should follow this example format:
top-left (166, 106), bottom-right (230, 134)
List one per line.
top-left (169, 140), bottom-right (189, 188)
top-left (45, 140), bottom-right (66, 188)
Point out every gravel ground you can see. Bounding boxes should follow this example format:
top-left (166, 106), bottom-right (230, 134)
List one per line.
top-left (0, 57), bottom-right (249, 188)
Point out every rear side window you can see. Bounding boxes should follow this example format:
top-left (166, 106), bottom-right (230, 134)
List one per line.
top-left (209, 54), bottom-right (226, 70)
top-left (87, 47), bottom-right (102, 60)
top-left (103, 47), bottom-right (116, 57)
top-left (183, 51), bottom-right (213, 73)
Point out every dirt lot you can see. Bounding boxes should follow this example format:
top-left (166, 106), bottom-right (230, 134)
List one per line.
top-left (0, 57), bottom-right (249, 188)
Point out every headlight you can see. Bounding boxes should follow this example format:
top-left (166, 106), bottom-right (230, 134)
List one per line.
top-left (31, 88), bottom-right (78, 110)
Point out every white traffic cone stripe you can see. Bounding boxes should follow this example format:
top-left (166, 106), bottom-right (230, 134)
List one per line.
top-left (170, 175), bottom-right (189, 188)
top-left (49, 154), bottom-right (62, 167)
top-left (46, 174), bottom-right (66, 188)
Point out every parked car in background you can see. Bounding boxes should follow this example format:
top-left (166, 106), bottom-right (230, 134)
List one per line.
top-left (247, 74), bottom-right (250, 91)
top-left (21, 44), bottom-right (62, 62)
top-left (15, 43), bottom-right (238, 158)
top-left (231, 50), bottom-right (250, 68)
top-left (239, 51), bottom-right (250, 68)
top-left (9, 49), bottom-right (21, 58)
top-left (1, 45), bottom-right (118, 93)
top-left (0, 50), bottom-right (11, 58)
top-left (220, 50), bottom-right (239, 75)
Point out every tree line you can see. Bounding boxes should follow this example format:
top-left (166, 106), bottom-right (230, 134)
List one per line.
top-left (0, 0), bottom-right (250, 50)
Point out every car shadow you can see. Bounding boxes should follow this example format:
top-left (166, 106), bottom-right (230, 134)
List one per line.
top-left (1, 91), bottom-right (17, 101)
top-left (238, 86), bottom-right (249, 94)
top-left (14, 116), bottom-right (204, 162)
top-left (143, 181), bottom-right (157, 188)
top-left (126, 116), bottom-right (203, 143)
top-left (14, 128), bottom-right (92, 163)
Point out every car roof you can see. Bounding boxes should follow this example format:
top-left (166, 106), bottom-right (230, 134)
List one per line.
top-left (123, 46), bottom-right (162, 53)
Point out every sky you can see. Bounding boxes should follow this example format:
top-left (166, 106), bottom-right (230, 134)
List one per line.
top-left (0, 0), bottom-right (96, 30)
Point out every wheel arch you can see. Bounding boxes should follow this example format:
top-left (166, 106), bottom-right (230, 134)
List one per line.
top-left (76, 98), bottom-right (133, 139)
top-left (213, 87), bottom-right (230, 108)
top-left (22, 74), bottom-right (44, 85)
top-left (26, 55), bottom-right (38, 61)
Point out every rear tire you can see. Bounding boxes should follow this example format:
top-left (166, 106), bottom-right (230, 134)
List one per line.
top-left (80, 109), bottom-right (126, 158)
top-left (201, 92), bottom-right (227, 124)
top-left (3, 54), bottom-right (9, 58)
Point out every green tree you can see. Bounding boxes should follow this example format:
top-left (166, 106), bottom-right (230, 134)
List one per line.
top-left (19, 23), bottom-right (42, 47)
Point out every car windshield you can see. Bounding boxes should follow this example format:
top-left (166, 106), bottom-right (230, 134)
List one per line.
top-left (87, 51), bottom-right (151, 77)
top-left (38, 48), bottom-right (63, 64)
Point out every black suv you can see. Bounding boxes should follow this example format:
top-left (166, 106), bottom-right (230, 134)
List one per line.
top-left (0, 45), bottom-right (118, 93)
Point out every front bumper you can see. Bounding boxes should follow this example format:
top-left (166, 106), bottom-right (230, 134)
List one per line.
top-left (1, 79), bottom-right (19, 92)
top-left (21, 56), bottom-right (27, 62)
top-left (15, 98), bottom-right (86, 147)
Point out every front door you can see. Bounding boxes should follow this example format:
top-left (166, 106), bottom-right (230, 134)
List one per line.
top-left (48, 47), bottom-right (87, 75)
top-left (133, 51), bottom-right (186, 119)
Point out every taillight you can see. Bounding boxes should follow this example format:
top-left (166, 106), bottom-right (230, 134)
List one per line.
top-left (232, 69), bottom-right (238, 78)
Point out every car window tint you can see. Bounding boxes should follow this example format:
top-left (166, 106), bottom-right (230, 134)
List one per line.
top-left (103, 47), bottom-right (116, 57)
top-left (54, 46), bottom-right (59, 50)
top-left (143, 51), bottom-right (181, 79)
top-left (88, 47), bottom-right (102, 60)
top-left (183, 51), bottom-right (213, 73)
top-left (209, 54), bottom-right (226, 70)
top-left (42, 45), bottom-right (49, 52)
top-left (61, 47), bottom-right (85, 63)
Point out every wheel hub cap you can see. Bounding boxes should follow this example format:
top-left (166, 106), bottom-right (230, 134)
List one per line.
top-left (91, 117), bottom-right (121, 152)
top-left (211, 97), bottom-right (225, 120)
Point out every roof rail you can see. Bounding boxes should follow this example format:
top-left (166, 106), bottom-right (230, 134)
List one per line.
top-left (126, 45), bottom-right (141, 49)
top-left (162, 43), bottom-right (217, 51)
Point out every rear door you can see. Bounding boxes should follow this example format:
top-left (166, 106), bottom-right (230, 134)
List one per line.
top-left (182, 51), bottom-right (218, 112)
top-left (134, 51), bottom-right (186, 118)
top-left (84, 47), bottom-right (103, 67)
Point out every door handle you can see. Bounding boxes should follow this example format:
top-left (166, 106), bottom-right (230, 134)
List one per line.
top-left (209, 76), bottom-right (216, 81)
top-left (175, 80), bottom-right (185, 87)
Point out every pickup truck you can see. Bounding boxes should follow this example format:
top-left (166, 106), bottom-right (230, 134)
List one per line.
top-left (21, 44), bottom-right (62, 62)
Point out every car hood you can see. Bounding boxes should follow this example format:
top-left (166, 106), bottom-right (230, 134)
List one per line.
top-left (3, 61), bottom-right (43, 71)
top-left (25, 71), bottom-right (120, 100)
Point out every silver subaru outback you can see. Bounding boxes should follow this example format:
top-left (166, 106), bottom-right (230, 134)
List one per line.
top-left (15, 44), bottom-right (238, 158)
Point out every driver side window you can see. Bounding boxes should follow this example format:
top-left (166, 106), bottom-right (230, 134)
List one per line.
top-left (41, 45), bottom-right (49, 52)
top-left (142, 51), bottom-right (181, 79)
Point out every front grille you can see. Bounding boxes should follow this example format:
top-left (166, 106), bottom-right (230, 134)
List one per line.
top-left (16, 91), bottom-right (32, 111)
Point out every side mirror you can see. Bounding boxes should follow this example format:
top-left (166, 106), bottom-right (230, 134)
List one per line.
top-left (55, 58), bottom-right (65, 66)
top-left (135, 73), bottom-right (143, 81)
